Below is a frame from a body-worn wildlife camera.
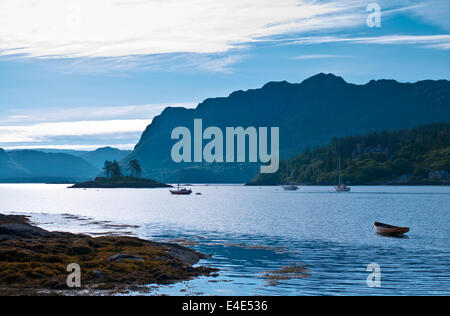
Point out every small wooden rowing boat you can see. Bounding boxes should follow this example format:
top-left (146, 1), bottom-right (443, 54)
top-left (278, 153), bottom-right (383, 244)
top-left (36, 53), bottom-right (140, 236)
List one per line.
top-left (374, 222), bottom-right (409, 235)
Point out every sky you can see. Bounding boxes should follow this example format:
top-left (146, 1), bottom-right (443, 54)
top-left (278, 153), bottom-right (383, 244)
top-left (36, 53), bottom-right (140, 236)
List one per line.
top-left (0, 0), bottom-right (449, 150)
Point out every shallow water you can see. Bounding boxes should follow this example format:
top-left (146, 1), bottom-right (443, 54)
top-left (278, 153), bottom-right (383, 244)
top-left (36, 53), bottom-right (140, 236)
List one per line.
top-left (0, 184), bottom-right (449, 295)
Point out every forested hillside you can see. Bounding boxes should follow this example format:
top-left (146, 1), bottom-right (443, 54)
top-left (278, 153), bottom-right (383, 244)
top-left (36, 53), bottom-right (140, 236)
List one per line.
top-left (249, 123), bottom-right (450, 185)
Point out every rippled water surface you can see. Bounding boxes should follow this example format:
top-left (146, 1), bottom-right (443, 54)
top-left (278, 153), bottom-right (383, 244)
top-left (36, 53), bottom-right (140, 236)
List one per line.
top-left (0, 184), bottom-right (449, 295)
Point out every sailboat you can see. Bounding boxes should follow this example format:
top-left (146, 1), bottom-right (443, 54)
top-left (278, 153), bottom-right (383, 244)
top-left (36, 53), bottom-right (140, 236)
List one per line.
top-left (282, 160), bottom-right (299, 191)
top-left (334, 157), bottom-right (351, 192)
top-left (170, 183), bottom-right (192, 195)
top-left (170, 172), bottom-right (192, 195)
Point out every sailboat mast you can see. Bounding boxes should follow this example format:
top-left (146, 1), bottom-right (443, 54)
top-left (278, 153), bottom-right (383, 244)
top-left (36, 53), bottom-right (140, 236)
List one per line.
top-left (338, 157), bottom-right (341, 186)
top-left (287, 160), bottom-right (289, 180)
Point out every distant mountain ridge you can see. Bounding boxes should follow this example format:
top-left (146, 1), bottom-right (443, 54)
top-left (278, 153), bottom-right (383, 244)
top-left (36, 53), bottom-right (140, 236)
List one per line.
top-left (0, 147), bottom-right (131, 183)
top-left (124, 73), bottom-right (450, 183)
top-left (0, 150), bottom-right (99, 182)
top-left (81, 147), bottom-right (131, 169)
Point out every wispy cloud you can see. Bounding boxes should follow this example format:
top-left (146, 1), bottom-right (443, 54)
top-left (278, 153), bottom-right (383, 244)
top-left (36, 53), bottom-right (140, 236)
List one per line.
top-left (2, 0), bottom-right (446, 75)
top-left (0, 103), bottom-right (197, 125)
top-left (0, 0), bottom-right (366, 59)
top-left (0, 103), bottom-right (197, 149)
top-left (41, 53), bottom-right (247, 74)
top-left (406, 0), bottom-right (450, 31)
top-left (288, 34), bottom-right (450, 49)
top-left (292, 54), bottom-right (348, 60)
top-left (3, 144), bottom-right (136, 151)
top-left (0, 119), bottom-right (151, 143)
top-left (187, 54), bottom-right (247, 74)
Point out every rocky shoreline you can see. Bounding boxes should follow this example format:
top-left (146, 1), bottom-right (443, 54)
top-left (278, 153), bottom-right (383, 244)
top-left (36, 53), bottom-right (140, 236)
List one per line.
top-left (0, 213), bottom-right (218, 295)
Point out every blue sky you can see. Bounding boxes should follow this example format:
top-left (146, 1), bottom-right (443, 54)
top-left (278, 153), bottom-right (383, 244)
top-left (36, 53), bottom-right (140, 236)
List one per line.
top-left (0, 0), bottom-right (449, 150)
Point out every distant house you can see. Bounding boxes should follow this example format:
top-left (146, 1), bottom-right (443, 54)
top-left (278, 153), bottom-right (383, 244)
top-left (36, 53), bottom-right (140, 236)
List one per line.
top-left (428, 170), bottom-right (450, 181)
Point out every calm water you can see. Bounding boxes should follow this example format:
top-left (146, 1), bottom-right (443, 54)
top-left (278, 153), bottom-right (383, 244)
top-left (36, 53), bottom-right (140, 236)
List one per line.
top-left (0, 184), bottom-right (449, 295)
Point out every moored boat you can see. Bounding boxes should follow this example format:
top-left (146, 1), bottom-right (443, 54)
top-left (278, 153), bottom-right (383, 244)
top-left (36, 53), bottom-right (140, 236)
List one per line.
top-left (334, 157), bottom-right (351, 192)
top-left (335, 184), bottom-right (351, 192)
top-left (170, 184), bottom-right (192, 195)
top-left (282, 185), bottom-right (299, 191)
top-left (374, 222), bottom-right (410, 235)
top-left (282, 161), bottom-right (299, 191)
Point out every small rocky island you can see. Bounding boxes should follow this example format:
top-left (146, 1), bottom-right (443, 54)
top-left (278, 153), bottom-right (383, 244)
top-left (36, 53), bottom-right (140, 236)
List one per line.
top-left (70, 159), bottom-right (172, 189)
top-left (70, 176), bottom-right (172, 189)
top-left (0, 213), bottom-right (217, 295)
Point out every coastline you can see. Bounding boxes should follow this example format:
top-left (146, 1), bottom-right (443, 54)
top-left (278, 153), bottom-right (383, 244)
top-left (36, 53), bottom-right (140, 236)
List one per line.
top-left (69, 177), bottom-right (172, 189)
top-left (0, 213), bottom-right (218, 296)
top-left (246, 179), bottom-right (450, 186)
top-left (246, 182), bottom-right (449, 186)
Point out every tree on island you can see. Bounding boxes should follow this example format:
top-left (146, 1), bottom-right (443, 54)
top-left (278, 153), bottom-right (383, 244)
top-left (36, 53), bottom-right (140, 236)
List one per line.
top-left (103, 160), bottom-right (113, 178)
top-left (110, 160), bottom-right (122, 178)
top-left (128, 159), bottom-right (142, 178)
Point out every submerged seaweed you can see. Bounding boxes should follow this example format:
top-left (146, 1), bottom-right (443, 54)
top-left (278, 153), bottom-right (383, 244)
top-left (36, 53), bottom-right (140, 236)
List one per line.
top-left (0, 213), bottom-right (218, 295)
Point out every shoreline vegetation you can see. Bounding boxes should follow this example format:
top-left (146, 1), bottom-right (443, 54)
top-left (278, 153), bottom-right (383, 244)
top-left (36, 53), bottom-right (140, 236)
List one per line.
top-left (70, 176), bottom-right (172, 189)
top-left (0, 213), bottom-right (218, 295)
top-left (248, 123), bottom-right (450, 186)
top-left (70, 159), bottom-right (172, 189)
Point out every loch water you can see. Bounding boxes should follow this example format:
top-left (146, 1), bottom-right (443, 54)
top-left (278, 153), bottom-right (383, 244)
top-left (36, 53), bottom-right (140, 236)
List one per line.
top-left (0, 184), bottom-right (448, 295)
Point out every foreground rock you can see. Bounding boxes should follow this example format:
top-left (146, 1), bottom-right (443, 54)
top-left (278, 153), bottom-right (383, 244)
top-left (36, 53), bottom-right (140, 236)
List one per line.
top-left (70, 176), bottom-right (172, 189)
top-left (0, 214), bottom-right (217, 295)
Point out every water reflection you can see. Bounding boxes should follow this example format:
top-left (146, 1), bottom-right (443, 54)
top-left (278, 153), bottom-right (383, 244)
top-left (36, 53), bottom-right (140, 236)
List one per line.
top-left (1, 184), bottom-right (449, 295)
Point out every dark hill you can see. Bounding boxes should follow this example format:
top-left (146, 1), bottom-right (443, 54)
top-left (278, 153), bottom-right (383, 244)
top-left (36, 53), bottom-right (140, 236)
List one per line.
top-left (81, 147), bottom-right (131, 169)
top-left (125, 73), bottom-right (450, 183)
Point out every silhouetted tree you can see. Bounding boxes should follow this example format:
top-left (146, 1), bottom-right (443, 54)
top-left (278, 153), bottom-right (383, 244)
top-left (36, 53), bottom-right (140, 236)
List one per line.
top-left (103, 160), bottom-right (113, 178)
top-left (128, 159), bottom-right (142, 178)
top-left (110, 160), bottom-right (122, 178)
